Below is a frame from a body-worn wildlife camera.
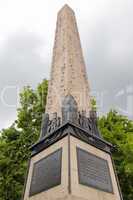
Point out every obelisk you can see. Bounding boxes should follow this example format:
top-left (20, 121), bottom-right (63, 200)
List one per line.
top-left (23, 5), bottom-right (123, 200)
top-left (46, 4), bottom-right (90, 119)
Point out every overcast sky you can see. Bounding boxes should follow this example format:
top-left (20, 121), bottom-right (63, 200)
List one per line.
top-left (0, 0), bottom-right (133, 130)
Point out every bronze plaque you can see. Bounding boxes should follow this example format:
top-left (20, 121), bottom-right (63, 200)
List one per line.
top-left (29, 148), bottom-right (62, 196)
top-left (77, 147), bottom-right (113, 193)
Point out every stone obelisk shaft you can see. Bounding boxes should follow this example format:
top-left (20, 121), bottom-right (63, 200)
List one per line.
top-left (46, 5), bottom-right (90, 118)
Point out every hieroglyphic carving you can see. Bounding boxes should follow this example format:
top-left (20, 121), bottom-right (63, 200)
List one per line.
top-left (45, 5), bottom-right (91, 117)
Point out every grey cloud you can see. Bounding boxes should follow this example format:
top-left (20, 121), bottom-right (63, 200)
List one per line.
top-left (0, 31), bottom-right (50, 129)
top-left (82, 7), bottom-right (133, 117)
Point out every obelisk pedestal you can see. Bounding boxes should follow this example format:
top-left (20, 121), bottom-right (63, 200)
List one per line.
top-left (23, 131), bottom-right (122, 200)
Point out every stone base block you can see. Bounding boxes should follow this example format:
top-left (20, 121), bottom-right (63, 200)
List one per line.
top-left (23, 135), bottom-right (122, 200)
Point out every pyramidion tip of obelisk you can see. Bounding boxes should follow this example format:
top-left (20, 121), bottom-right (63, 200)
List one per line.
top-left (58, 4), bottom-right (75, 16)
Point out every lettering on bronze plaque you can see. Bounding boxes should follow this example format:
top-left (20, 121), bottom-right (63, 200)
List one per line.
top-left (29, 148), bottom-right (62, 196)
top-left (77, 147), bottom-right (113, 193)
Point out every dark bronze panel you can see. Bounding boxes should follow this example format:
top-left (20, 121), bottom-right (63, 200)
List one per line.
top-left (77, 147), bottom-right (113, 193)
top-left (29, 148), bottom-right (62, 196)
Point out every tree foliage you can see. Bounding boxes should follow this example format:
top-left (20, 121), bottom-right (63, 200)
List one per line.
top-left (99, 110), bottom-right (133, 200)
top-left (0, 80), bottom-right (133, 200)
top-left (0, 79), bottom-right (48, 200)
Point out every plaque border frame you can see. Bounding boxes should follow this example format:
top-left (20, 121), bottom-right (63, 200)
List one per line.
top-left (29, 148), bottom-right (62, 197)
top-left (76, 147), bottom-right (114, 194)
